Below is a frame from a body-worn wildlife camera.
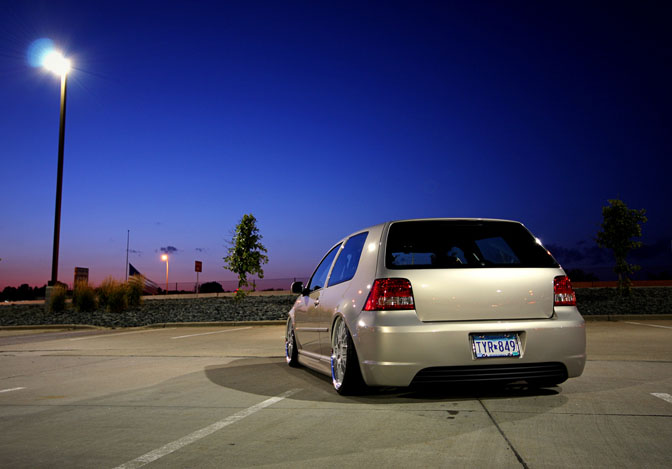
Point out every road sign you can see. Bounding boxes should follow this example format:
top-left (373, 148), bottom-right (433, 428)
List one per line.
top-left (74, 267), bottom-right (89, 286)
top-left (195, 261), bottom-right (202, 272)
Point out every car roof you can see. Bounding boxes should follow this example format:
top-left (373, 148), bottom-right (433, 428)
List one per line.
top-left (357, 217), bottom-right (523, 233)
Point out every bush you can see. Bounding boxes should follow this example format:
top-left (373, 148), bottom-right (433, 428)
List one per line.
top-left (107, 284), bottom-right (128, 314)
top-left (97, 277), bottom-right (116, 309)
top-left (48, 284), bottom-right (67, 313)
top-left (97, 277), bottom-right (128, 313)
top-left (73, 281), bottom-right (97, 312)
top-left (127, 275), bottom-right (144, 307)
top-left (200, 281), bottom-right (224, 293)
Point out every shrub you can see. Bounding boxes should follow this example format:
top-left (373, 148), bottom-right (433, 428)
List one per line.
top-left (127, 275), bottom-right (144, 308)
top-left (97, 277), bottom-right (115, 309)
top-left (97, 277), bottom-right (127, 313)
top-left (48, 284), bottom-right (67, 313)
top-left (107, 283), bottom-right (128, 314)
top-left (200, 281), bottom-right (224, 293)
top-left (73, 281), bottom-right (97, 312)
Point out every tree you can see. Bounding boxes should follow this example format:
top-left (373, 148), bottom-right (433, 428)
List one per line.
top-left (223, 214), bottom-right (269, 300)
top-left (596, 199), bottom-right (647, 294)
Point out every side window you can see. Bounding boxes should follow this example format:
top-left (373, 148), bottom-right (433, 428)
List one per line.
top-left (328, 232), bottom-right (368, 287)
top-left (306, 244), bottom-right (341, 292)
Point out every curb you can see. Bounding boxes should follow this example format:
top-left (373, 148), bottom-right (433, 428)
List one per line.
top-left (0, 321), bottom-right (286, 331)
top-left (583, 314), bottom-right (672, 321)
top-left (2, 317), bottom-right (670, 330)
top-left (0, 324), bottom-right (105, 331)
top-left (145, 320), bottom-right (287, 328)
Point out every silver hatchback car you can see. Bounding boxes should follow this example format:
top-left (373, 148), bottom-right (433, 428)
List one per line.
top-left (285, 218), bottom-right (586, 394)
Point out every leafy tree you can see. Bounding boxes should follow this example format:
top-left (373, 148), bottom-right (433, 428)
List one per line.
top-left (1, 286), bottom-right (18, 302)
top-left (596, 199), bottom-right (647, 294)
top-left (223, 214), bottom-right (269, 300)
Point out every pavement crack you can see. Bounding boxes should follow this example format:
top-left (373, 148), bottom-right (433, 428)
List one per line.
top-left (479, 399), bottom-right (529, 469)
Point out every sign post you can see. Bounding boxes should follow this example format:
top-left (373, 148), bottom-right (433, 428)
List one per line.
top-left (195, 261), bottom-right (202, 297)
top-left (74, 267), bottom-right (89, 287)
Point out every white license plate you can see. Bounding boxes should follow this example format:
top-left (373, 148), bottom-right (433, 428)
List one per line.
top-left (471, 333), bottom-right (521, 358)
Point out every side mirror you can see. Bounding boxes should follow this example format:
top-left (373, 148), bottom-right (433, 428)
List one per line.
top-left (291, 281), bottom-right (305, 295)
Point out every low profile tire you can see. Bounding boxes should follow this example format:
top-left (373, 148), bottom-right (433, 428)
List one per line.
top-left (285, 321), bottom-right (299, 367)
top-left (331, 316), bottom-right (365, 395)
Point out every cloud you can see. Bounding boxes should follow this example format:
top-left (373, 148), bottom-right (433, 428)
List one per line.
top-left (159, 246), bottom-right (179, 255)
top-left (195, 247), bottom-right (206, 253)
top-left (636, 238), bottom-right (672, 261)
top-left (545, 242), bottom-right (610, 266)
top-left (547, 237), bottom-right (671, 268)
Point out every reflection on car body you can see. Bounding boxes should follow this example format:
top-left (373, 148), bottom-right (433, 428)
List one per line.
top-left (285, 218), bottom-right (586, 395)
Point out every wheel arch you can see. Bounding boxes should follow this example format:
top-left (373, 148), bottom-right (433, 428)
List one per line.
top-left (330, 312), bottom-right (367, 383)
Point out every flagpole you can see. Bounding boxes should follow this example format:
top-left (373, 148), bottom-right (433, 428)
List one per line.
top-left (126, 229), bottom-right (130, 282)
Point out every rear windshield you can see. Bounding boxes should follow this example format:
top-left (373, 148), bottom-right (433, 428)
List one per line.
top-left (386, 220), bottom-right (558, 269)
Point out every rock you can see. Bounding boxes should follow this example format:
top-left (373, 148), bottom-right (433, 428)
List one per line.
top-left (0, 295), bottom-right (298, 328)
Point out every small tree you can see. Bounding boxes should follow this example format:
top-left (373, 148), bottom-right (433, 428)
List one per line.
top-left (223, 214), bottom-right (269, 300)
top-left (596, 199), bottom-right (647, 294)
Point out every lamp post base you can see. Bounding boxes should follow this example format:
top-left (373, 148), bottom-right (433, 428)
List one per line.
top-left (44, 285), bottom-right (55, 311)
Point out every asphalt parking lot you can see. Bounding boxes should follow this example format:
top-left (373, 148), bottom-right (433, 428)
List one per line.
top-left (0, 320), bottom-right (671, 468)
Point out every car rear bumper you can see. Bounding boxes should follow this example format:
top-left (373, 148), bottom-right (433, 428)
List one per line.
top-left (352, 307), bottom-right (586, 387)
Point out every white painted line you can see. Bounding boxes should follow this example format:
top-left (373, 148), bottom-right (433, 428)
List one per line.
top-left (70, 328), bottom-right (176, 341)
top-left (0, 387), bottom-right (26, 394)
top-left (624, 321), bottom-right (672, 330)
top-left (171, 327), bottom-right (252, 339)
top-left (652, 393), bottom-right (672, 404)
top-left (113, 389), bottom-right (299, 469)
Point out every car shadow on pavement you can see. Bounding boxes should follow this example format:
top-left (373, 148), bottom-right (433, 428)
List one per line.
top-left (204, 357), bottom-right (563, 404)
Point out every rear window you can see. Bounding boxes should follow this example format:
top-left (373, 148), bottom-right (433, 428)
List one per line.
top-left (386, 220), bottom-right (558, 269)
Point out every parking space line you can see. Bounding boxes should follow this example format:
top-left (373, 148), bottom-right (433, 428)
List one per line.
top-left (70, 328), bottom-right (176, 341)
top-left (171, 327), bottom-right (252, 339)
top-left (652, 393), bottom-right (672, 404)
top-left (623, 321), bottom-right (672, 330)
top-left (0, 387), bottom-right (26, 394)
top-left (113, 388), bottom-right (299, 469)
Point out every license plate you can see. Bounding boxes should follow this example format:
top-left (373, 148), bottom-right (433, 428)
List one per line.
top-left (471, 333), bottom-right (521, 358)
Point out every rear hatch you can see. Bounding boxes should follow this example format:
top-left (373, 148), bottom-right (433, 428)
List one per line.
top-left (383, 219), bottom-right (562, 322)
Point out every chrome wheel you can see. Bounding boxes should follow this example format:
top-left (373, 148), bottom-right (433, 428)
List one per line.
top-left (331, 316), bottom-right (364, 394)
top-left (331, 317), bottom-right (348, 389)
top-left (286, 321), bottom-right (299, 367)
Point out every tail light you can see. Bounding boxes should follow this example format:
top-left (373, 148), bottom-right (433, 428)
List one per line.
top-left (554, 275), bottom-right (576, 306)
top-left (363, 278), bottom-right (415, 311)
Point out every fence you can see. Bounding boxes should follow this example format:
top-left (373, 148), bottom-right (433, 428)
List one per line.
top-left (148, 277), bottom-right (309, 295)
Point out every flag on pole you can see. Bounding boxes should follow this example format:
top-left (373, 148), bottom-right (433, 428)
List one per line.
top-left (128, 263), bottom-right (159, 294)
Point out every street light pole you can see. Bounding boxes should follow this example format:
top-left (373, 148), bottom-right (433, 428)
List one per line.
top-left (42, 49), bottom-right (71, 287)
top-left (50, 70), bottom-right (68, 286)
top-left (162, 255), bottom-right (169, 294)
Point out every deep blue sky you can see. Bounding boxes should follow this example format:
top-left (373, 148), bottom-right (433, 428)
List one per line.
top-left (1, 1), bottom-right (671, 288)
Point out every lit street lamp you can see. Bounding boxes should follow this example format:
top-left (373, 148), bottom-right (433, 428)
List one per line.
top-left (44, 49), bottom-right (71, 286)
top-left (161, 254), bottom-right (169, 294)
